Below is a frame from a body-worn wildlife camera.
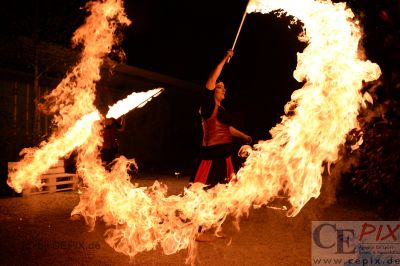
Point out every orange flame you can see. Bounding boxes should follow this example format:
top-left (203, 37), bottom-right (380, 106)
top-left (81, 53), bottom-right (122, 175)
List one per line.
top-left (106, 88), bottom-right (164, 119)
top-left (7, 86), bottom-right (163, 193)
top-left (8, 0), bottom-right (131, 192)
top-left (242, 0), bottom-right (381, 217)
top-left (7, 0), bottom-right (381, 264)
top-left (7, 111), bottom-right (100, 192)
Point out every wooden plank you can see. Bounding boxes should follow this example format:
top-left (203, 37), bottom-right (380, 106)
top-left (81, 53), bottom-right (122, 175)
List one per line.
top-left (41, 173), bottom-right (76, 178)
top-left (21, 174), bottom-right (77, 196)
top-left (44, 166), bottom-right (65, 174)
top-left (8, 160), bottom-right (78, 197)
top-left (22, 182), bottom-right (76, 196)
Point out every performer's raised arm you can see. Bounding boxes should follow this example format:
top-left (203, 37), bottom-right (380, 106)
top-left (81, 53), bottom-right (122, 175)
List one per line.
top-left (205, 49), bottom-right (234, 90)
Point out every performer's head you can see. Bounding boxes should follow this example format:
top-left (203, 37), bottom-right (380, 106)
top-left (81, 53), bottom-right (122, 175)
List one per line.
top-left (104, 117), bottom-right (117, 127)
top-left (214, 79), bottom-right (226, 104)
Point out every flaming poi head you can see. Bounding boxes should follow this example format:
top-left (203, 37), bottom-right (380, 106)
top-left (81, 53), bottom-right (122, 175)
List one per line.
top-left (7, 0), bottom-right (381, 264)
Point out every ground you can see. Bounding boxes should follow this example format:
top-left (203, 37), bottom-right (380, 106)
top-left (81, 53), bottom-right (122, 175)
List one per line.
top-left (0, 174), bottom-right (382, 266)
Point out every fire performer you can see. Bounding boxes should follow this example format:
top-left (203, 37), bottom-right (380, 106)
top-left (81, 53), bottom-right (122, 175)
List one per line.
top-left (190, 49), bottom-right (252, 188)
top-left (100, 115), bottom-right (126, 168)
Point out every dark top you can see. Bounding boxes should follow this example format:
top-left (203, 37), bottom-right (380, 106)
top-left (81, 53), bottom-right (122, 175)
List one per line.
top-left (200, 87), bottom-right (232, 124)
top-left (103, 118), bottom-right (121, 150)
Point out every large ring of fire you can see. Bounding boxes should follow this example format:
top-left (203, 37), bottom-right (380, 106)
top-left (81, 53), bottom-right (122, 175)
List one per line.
top-left (7, 0), bottom-right (381, 264)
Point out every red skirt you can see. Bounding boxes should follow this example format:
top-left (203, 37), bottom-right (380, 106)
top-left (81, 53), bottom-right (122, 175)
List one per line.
top-left (190, 143), bottom-right (234, 187)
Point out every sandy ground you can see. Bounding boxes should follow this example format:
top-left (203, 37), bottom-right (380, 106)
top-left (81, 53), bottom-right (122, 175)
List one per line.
top-left (0, 174), bottom-right (381, 266)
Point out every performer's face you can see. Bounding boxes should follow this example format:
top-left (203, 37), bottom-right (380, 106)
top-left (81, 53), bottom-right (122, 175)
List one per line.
top-left (105, 118), bottom-right (113, 126)
top-left (215, 82), bottom-right (226, 103)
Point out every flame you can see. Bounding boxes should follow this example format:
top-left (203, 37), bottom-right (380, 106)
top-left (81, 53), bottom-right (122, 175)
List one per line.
top-left (241, 0), bottom-right (381, 217)
top-left (7, 0), bottom-right (382, 264)
top-left (7, 0), bottom-right (131, 191)
top-left (7, 86), bottom-right (163, 193)
top-left (106, 88), bottom-right (164, 119)
top-left (7, 111), bottom-right (100, 192)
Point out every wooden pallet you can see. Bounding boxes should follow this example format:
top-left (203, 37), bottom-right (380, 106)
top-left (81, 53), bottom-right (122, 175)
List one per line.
top-left (7, 160), bottom-right (78, 196)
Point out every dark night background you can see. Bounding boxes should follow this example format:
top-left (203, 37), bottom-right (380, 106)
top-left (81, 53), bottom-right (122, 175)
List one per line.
top-left (0, 0), bottom-right (399, 214)
top-left (1, 0), bottom-right (306, 140)
top-left (121, 0), bottom-right (305, 141)
top-left (0, 0), bottom-right (397, 120)
top-left (1, 0), bottom-right (396, 139)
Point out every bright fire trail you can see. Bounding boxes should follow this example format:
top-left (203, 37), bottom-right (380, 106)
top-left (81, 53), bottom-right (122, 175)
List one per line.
top-left (7, 0), bottom-right (381, 265)
top-left (106, 88), bottom-right (164, 119)
top-left (7, 88), bottom-right (164, 193)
